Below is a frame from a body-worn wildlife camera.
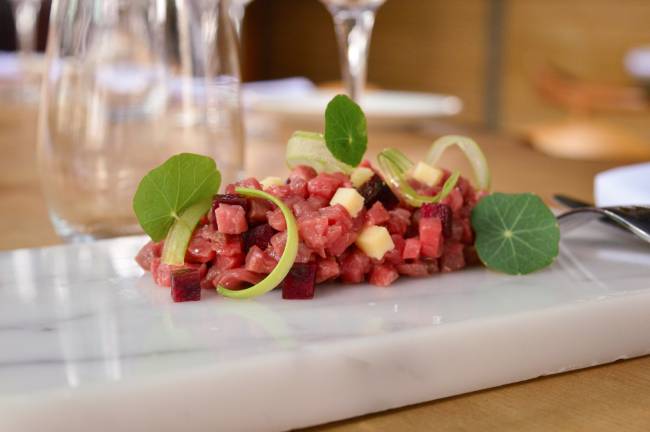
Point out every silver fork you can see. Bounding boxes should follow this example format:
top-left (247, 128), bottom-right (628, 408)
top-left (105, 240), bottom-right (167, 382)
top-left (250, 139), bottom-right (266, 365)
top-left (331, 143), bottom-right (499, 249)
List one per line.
top-left (554, 195), bottom-right (650, 244)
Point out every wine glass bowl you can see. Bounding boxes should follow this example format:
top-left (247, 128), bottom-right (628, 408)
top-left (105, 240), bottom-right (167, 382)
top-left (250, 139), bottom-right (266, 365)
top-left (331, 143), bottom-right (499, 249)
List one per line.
top-left (38, 0), bottom-right (244, 242)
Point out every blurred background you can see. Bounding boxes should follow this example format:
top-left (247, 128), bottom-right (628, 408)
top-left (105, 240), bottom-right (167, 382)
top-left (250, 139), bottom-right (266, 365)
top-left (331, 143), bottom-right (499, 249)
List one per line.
top-left (3, 0), bottom-right (650, 154)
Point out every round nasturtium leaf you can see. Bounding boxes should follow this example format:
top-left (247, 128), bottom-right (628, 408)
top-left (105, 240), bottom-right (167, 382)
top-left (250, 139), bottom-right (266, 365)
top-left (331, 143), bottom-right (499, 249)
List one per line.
top-left (324, 94), bottom-right (367, 167)
top-left (471, 193), bottom-right (560, 275)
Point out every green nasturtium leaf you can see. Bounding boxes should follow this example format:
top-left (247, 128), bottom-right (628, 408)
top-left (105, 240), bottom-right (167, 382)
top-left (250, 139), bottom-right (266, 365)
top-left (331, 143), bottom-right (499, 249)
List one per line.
top-left (324, 94), bottom-right (368, 167)
top-left (471, 193), bottom-right (560, 275)
top-left (133, 153), bottom-right (221, 242)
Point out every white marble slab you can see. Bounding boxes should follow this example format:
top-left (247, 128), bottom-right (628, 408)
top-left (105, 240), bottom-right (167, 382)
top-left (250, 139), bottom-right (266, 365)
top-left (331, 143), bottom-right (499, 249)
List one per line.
top-left (0, 221), bottom-right (649, 431)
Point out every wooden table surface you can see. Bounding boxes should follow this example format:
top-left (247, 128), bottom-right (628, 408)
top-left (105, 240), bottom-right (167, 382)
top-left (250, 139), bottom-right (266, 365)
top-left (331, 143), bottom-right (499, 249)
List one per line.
top-left (1, 104), bottom-right (649, 431)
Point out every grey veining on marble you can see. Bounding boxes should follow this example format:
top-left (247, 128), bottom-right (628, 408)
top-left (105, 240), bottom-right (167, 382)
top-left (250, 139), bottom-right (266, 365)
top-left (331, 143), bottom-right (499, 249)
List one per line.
top-left (0, 222), bottom-right (649, 431)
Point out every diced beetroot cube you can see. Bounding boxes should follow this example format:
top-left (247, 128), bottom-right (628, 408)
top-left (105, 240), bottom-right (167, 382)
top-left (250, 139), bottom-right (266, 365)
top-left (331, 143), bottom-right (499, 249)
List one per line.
top-left (369, 264), bottom-right (399, 287)
top-left (386, 208), bottom-right (411, 235)
top-left (357, 175), bottom-right (399, 210)
top-left (215, 204), bottom-right (248, 234)
top-left (216, 269), bottom-right (263, 290)
top-left (316, 257), bottom-right (340, 283)
top-left (464, 246), bottom-right (481, 267)
top-left (339, 248), bottom-right (372, 283)
top-left (248, 198), bottom-right (273, 223)
top-left (185, 236), bottom-right (215, 264)
top-left (135, 241), bottom-right (162, 271)
top-left (266, 208), bottom-right (287, 231)
top-left (440, 243), bottom-right (466, 272)
top-left (420, 217), bottom-right (443, 258)
top-left (289, 165), bottom-right (317, 182)
top-left (365, 201), bottom-right (390, 226)
top-left (402, 237), bottom-right (421, 260)
top-left (243, 223), bottom-right (276, 252)
top-left (307, 173), bottom-right (343, 200)
top-left (282, 263), bottom-right (317, 300)
top-left (420, 203), bottom-right (452, 238)
top-left (396, 262), bottom-right (429, 277)
top-left (171, 268), bottom-right (202, 302)
top-left (245, 246), bottom-right (278, 274)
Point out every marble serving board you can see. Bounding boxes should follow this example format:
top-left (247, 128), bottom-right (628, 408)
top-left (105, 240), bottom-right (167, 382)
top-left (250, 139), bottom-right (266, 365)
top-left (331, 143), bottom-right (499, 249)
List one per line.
top-left (0, 221), bottom-right (649, 431)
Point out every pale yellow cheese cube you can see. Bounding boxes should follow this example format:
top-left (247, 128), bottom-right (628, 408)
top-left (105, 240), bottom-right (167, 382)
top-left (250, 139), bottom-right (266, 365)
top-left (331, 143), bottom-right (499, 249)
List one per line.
top-left (330, 187), bottom-right (364, 217)
top-left (411, 161), bottom-right (443, 187)
top-left (260, 176), bottom-right (284, 189)
top-left (355, 225), bottom-right (395, 260)
top-left (350, 167), bottom-right (374, 188)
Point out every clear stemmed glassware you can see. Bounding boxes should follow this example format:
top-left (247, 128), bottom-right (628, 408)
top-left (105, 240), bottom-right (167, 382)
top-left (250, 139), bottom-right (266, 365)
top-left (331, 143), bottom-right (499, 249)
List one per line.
top-left (228, 0), bottom-right (253, 40)
top-left (38, 0), bottom-right (244, 241)
top-left (320, 0), bottom-right (385, 102)
top-left (8, 0), bottom-right (41, 102)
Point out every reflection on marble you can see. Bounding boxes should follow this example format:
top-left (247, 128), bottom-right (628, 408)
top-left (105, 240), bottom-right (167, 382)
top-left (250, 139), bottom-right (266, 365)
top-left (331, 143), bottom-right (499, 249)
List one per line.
top-left (0, 223), bottom-right (649, 431)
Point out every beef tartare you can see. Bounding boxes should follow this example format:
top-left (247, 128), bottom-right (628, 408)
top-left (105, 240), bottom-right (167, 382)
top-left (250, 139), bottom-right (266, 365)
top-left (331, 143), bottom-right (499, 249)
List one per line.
top-left (136, 163), bottom-right (481, 300)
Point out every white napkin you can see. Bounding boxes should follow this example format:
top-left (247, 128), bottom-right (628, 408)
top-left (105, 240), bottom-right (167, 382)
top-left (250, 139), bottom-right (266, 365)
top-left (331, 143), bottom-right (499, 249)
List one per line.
top-left (594, 162), bottom-right (650, 206)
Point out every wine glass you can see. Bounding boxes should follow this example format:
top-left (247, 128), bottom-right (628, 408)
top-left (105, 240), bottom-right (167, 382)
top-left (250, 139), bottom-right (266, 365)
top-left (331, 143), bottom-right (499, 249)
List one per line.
top-left (8, 0), bottom-right (42, 102)
top-left (228, 0), bottom-right (253, 40)
top-left (320, 0), bottom-right (386, 102)
top-left (38, 0), bottom-right (244, 242)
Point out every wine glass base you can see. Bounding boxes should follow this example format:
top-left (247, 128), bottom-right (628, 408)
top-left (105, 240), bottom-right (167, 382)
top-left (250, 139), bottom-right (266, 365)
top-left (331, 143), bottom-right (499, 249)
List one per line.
top-left (49, 212), bottom-right (144, 243)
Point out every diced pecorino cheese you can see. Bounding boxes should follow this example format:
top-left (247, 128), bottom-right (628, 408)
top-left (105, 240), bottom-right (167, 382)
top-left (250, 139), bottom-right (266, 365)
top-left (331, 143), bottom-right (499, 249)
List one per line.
top-left (350, 166), bottom-right (374, 188)
top-left (355, 225), bottom-right (395, 260)
top-left (215, 204), bottom-right (248, 234)
top-left (260, 176), bottom-right (284, 189)
top-left (411, 161), bottom-right (443, 187)
top-left (330, 187), bottom-right (364, 217)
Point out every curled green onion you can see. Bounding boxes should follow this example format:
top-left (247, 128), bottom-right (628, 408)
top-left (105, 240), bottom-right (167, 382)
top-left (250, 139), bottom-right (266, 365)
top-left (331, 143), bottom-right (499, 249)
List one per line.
top-left (217, 187), bottom-right (298, 299)
top-left (426, 135), bottom-right (491, 191)
top-left (377, 148), bottom-right (460, 207)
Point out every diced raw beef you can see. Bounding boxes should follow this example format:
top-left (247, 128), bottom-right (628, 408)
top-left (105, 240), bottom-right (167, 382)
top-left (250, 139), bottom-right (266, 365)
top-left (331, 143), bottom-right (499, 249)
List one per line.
top-left (215, 204), bottom-right (248, 234)
top-left (369, 264), bottom-right (399, 287)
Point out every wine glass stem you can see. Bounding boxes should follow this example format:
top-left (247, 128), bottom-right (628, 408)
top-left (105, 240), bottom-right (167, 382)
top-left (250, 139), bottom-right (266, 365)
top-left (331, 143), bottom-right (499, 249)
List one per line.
top-left (331, 8), bottom-right (376, 102)
top-left (14, 1), bottom-right (38, 58)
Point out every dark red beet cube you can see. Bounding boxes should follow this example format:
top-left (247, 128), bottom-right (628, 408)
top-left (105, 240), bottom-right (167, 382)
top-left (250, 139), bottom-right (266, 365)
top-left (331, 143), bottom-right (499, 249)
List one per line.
top-left (420, 203), bottom-right (452, 238)
top-left (211, 194), bottom-right (250, 229)
top-left (357, 175), bottom-right (399, 210)
top-left (243, 223), bottom-right (277, 253)
top-left (171, 268), bottom-right (202, 302)
top-left (282, 263), bottom-right (317, 300)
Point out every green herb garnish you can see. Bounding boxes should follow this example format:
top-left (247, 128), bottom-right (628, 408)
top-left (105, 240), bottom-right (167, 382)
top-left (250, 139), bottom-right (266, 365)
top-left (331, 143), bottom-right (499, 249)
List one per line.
top-left (217, 187), bottom-right (298, 299)
top-left (471, 193), bottom-right (560, 275)
top-left (133, 153), bottom-right (221, 265)
top-left (324, 94), bottom-right (367, 167)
